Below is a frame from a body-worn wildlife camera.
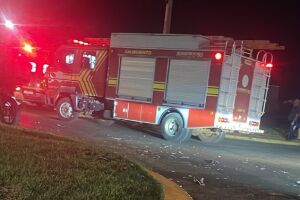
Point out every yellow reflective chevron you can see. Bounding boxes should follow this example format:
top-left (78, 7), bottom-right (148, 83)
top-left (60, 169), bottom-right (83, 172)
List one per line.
top-left (107, 78), bottom-right (118, 86)
top-left (91, 50), bottom-right (108, 95)
top-left (207, 86), bottom-right (219, 96)
top-left (60, 50), bottom-right (108, 97)
top-left (153, 81), bottom-right (165, 91)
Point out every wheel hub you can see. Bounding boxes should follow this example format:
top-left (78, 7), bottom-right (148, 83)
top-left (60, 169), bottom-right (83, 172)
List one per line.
top-left (166, 119), bottom-right (179, 136)
top-left (60, 102), bottom-right (73, 118)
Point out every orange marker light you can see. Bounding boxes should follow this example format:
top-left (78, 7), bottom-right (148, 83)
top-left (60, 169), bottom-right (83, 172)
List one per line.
top-left (23, 43), bottom-right (33, 53)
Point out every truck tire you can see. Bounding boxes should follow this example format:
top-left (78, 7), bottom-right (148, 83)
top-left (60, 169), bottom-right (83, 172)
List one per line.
top-left (179, 129), bottom-right (192, 143)
top-left (0, 97), bottom-right (20, 125)
top-left (197, 128), bottom-right (225, 143)
top-left (160, 113), bottom-right (191, 143)
top-left (56, 97), bottom-right (78, 121)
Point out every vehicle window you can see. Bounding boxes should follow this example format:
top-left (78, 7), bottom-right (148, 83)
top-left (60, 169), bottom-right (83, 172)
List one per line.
top-left (65, 53), bottom-right (75, 64)
top-left (82, 51), bottom-right (96, 70)
top-left (29, 62), bottom-right (37, 73)
top-left (43, 64), bottom-right (49, 74)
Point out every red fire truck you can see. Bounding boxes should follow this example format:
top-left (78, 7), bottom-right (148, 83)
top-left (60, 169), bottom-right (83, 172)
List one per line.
top-left (17, 33), bottom-right (278, 143)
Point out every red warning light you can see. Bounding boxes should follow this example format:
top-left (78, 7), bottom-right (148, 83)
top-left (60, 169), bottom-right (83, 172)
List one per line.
top-left (214, 52), bottom-right (222, 60)
top-left (266, 63), bottom-right (273, 68)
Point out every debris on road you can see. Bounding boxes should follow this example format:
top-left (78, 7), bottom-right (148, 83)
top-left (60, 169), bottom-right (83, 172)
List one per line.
top-left (169, 154), bottom-right (177, 159)
top-left (280, 170), bottom-right (289, 174)
top-left (260, 167), bottom-right (266, 171)
top-left (203, 159), bottom-right (220, 168)
top-left (296, 180), bottom-right (300, 185)
top-left (180, 156), bottom-right (190, 159)
top-left (193, 177), bottom-right (205, 186)
top-left (111, 137), bottom-right (122, 141)
top-left (56, 123), bottom-right (65, 127)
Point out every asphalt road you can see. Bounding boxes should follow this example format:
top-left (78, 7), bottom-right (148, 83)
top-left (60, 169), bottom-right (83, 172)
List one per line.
top-left (18, 105), bottom-right (300, 200)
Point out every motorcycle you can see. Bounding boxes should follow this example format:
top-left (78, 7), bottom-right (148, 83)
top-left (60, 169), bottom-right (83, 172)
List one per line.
top-left (0, 91), bottom-right (21, 125)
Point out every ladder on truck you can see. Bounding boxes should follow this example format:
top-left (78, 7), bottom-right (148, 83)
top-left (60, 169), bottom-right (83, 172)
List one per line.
top-left (248, 50), bottom-right (273, 118)
top-left (205, 36), bottom-right (279, 116)
top-left (219, 41), bottom-right (273, 118)
top-left (216, 40), bottom-right (244, 113)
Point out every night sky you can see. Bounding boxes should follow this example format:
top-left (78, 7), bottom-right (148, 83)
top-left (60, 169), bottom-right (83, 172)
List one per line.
top-left (1, 0), bottom-right (299, 99)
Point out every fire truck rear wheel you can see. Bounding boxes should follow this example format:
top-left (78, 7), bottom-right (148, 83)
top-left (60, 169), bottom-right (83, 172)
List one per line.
top-left (160, 113), bottom-right (191, 143)
top-left (197, 128), bottom-right (225, 143)
top-left (56, 97), bottom-right (78, 121)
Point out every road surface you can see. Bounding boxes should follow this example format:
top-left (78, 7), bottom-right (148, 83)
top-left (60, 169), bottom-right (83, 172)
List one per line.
top-left (17, 105), bottom-right (300, 200)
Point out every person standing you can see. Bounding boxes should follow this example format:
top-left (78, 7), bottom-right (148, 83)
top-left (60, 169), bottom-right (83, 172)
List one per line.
top-left (287, 99), bottom-right (300, 140)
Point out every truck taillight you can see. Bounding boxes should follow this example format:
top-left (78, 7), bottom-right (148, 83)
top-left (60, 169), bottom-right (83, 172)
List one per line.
top-left (266, 63), bottom-right (273, 68)
top-left (214, 52), bottom-right (222, 61)
top-left (218, 117), bottom-right (229, 123)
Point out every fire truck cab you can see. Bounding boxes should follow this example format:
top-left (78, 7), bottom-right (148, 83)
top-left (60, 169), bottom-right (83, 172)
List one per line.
top-left (42, 33), bottom-right (275, 143)
top-left (44, 39), bottom-right (109, 120)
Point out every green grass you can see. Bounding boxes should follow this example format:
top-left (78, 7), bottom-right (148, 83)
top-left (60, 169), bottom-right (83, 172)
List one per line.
top-left (0, 125), bottom-right (163, 200)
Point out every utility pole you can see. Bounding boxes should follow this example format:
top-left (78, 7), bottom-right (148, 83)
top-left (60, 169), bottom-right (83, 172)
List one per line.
top-left (163, 0), bottom-right (173, 34)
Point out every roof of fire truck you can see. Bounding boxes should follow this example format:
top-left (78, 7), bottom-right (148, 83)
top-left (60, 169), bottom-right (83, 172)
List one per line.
top-left (109, 33), bottom-right (284, 51)
top-left (71, 33), bottom-right (284, 51)
top-left (67, 33), bottom-right (283, 65)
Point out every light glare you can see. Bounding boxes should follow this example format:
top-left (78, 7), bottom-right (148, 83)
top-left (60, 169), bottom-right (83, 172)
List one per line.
top-left (4, 19), bottom-right (14, 29)
top-left (23, 43), bottom-right (33, 53)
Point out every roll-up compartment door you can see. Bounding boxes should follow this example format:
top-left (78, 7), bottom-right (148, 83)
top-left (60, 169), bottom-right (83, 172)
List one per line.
top-left (118, 57), bottom-right (155, 101)
top-left (165, 59), bottom-right (211, 107)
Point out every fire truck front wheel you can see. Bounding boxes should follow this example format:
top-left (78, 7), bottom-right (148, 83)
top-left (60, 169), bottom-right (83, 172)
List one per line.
top-left (56, 97), bottom-right (78, 121)
top-left (160, 113), bottom-right (191, 143)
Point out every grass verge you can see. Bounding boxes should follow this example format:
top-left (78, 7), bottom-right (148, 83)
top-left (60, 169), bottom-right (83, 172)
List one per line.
top-left (0, 125), bottom-right (163, 200)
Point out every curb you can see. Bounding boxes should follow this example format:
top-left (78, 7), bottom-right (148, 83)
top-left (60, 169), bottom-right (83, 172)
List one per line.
top-left (225, 134), bottom-right (300, 146)
top-left (148, 170), bottom-right (192, 200)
